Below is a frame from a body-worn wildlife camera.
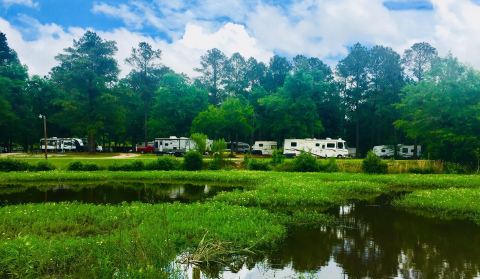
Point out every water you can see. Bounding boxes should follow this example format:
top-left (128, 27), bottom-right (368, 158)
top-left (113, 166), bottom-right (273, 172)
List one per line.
top-left (0, 183), bottom-right (237, 205)
top-left (192, 201), bottom-right (480, 278)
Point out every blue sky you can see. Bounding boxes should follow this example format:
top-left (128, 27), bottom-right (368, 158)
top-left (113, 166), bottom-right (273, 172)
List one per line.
top-left (1, 0), bottom-right (480, 77)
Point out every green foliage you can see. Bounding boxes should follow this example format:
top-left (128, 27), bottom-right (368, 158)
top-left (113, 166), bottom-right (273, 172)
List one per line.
top-left (33, 161), bottom-right (56, 171)
top-left (191, 133), bottom-right (208, 154)
top-left (67, 161), bottom-right (102, 171)
top-left (183, 151), bottom-right (203, 171)
top-left (270, 149), bottom-right (285, 166)
top-left (145, 156), bottom-right (181, 171)
top-left (0, 158), bottom-right (30, 172)
top-left (319, 158), bottom-right (339, 173)
top-left (292, 152), bottom-right (319, 172)
top-left (362, 151), bottom-right (388, 174)
top-left (108, 161), bottom-right (145, 171)
top-left (247, 159), bottom-right (271, 171)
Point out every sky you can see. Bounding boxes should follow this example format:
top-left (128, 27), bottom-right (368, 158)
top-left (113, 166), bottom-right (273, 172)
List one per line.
top-left (1, 0), bottom-right (480, 77)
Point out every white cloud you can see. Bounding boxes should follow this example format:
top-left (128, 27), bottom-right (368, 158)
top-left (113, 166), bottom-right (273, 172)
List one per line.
top-left (91, 3), bottom-right (143, 29)
top-left (0, 17), bottom-right (273, 77)
top-left (1, 0), bottom-right (37, 8)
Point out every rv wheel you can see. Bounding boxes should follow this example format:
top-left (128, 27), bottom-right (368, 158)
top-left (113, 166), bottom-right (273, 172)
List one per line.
top-left (337, 155), bottom-right (343, 158)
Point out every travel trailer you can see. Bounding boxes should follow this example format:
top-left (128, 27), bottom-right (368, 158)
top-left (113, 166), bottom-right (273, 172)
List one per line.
top-left (283, 138), bottom-right (349, 158)
top-left (153, 136), bottom-right (195, 156)
top-left (40, 137), bottom-right (85, 152)
top-left (252, 141), bottom-right (277, 155)
top-left (372, 144), bottom-right (422, 158)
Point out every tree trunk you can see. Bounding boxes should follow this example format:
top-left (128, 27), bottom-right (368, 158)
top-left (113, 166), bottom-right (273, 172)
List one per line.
top-left (88, 131), bottom-right (96, 153)
top-left (355, 118), bottom-right (360, 158)
top-left (144, 100), bottom-right (148, 147)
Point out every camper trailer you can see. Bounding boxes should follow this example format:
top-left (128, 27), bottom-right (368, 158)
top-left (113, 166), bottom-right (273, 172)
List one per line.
top-left (372, 144), bottom-right (422, 158)
top-left (40, 137), bottom-right (60, 151)
top-left (225, 141), bottom-right (250, 154)
top-left (153, 136), bottom-right (195, 156)
top-left (283, 138), bottom-right (349, 158)
top-left (39, 137), bottom-right (85, 152)
top-left (252, 141), bottom-right (277, 155)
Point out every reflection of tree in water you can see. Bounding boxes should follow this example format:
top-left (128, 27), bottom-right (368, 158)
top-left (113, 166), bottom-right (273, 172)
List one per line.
top-left (331, 205), bottom-right (480, 278)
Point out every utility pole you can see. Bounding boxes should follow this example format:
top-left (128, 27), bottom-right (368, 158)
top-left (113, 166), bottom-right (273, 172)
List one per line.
top-left (39, 114), bottom-right (48, 160)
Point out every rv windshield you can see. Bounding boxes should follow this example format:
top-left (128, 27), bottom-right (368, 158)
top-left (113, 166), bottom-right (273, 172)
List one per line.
top-left (338, 142), bottom-right (344, 149)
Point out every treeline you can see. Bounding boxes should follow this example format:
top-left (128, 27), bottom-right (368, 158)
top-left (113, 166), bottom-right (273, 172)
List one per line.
top-left (1, 31), bottom-right (479, 166)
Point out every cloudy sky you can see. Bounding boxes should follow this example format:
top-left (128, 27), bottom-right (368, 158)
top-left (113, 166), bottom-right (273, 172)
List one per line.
top-left (1, 0), bottom-right (479, 77)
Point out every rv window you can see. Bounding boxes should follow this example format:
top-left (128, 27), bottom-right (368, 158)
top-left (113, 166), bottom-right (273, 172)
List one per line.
top-left (410, 149), bottom-right (414, 153)
top-left (322, 145), bottom-right (325, 149)
top-left (327, 143), bottom-right (335, 148)
top-left (291, 142), bottom-right (297, 147)
top-left (402, 148), bottom-right (408, 153)
top-left (338, 142), bottom-right (344, 149)
top-left (381, 149), bottom-right (386, 153)
top-left (165, 143), bottom-right (169, 147)
top-left (259, 144), bottom-right (263, 147)
top-left (315, 143), bottom-right (320, 147)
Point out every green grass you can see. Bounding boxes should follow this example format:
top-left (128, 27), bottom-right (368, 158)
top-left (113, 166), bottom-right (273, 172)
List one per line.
top-left (394, 188), bottom-right (480, 225)
top-left (1, 170), bottom-right (480, 277)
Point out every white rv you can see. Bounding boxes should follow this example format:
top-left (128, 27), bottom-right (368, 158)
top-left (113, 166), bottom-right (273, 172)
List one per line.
top-left (252, 141), bottom-right (277, 155)
top-left (153, 136), bottom-right (195, 155)
top-left (372, 145), bottom-right (395, 158)
top-left (40, 137), bottom-right (86, 152)
top-left (372, 144), bottom-right (421, 158)
top-left (283, 138), bottom-right (349, 158)
top-left (40, 137), bottom-right (60, 151)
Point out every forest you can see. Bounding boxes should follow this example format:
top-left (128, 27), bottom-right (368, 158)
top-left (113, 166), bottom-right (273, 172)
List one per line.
top-left (0, 31), bottom-right (479, 166)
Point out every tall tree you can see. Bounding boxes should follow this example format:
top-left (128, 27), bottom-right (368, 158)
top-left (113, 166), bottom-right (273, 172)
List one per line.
top-left (195, 48), bottom-right (228, 105)
top-left (125, 42), bottom-right (165, 146)
top-left (51, 31), bottom-right (119, 152)
top-left (224, 52), bottom-right (248, 98)
top-left (402, 42), bottom-right (438, 82)
top-left (263, 55), bottom-right (292, 92)
top-left (337, 43), bottom-right (370, 155)
top-left (395, 55), bottom-right (480, 166)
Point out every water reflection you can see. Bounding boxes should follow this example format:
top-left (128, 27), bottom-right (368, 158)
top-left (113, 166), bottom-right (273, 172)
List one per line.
top-left (0, 183), bottom-right (237, 205)
top-left (205, 203), bottom-right (480, 278)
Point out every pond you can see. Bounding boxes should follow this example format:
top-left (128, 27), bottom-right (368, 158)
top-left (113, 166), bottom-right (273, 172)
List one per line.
top-left (0, 183), bottom-right (238, 205)
top-left (189, 199), bottom-right (480, 278)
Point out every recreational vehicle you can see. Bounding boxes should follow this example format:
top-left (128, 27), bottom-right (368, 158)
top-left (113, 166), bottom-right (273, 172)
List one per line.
top-left (283, 138), bottom-right (349, 158)
top-left (372, 144), bottom-right (422, 158)
top-left (39, 137), bottom-right (85, 152)
top-left (153, 136), bottom-right (195, 156)
top-left (252, 141), bottom-right (277, 155)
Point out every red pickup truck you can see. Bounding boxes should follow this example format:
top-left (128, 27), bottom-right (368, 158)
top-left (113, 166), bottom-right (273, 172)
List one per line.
top-left (135, 144), bottom-right (155, 153)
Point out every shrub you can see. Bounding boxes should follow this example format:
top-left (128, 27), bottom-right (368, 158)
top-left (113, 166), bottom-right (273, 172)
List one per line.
top-left (67, 161), bottom-right (84, 171)
top-left (82, 163), bottom-right (102, 171)
top-left (108, 161), bottom-right (145, 171)
top-left (0, 159), bottom-right (30, 172)
top-left (183, 151), bottom-right (203, 171)
top-left (34, 161), bottom-right (56, 171)
top-left (319, 158), bottom-right (339, 173)
top-left (444, 162), bottom-right (468, 174)
top-left (247, 159), bottom-right (271, 171)
top-left (209, 154), bottom-right (223, 170)
top-left (272, 161), bottom-right (294, 172)
top-left (145, 156), bottom-right (180, 171)
top-left (270, 149), bottom-right (285, 166)
top-left (67, 161), bottom-right (101, 171)
top-left (408, 166), bottom-right (435, 174)
top-left (362, 151), bottom-right (388, 174)
top-left (292, 152), bottom-right (319, 172)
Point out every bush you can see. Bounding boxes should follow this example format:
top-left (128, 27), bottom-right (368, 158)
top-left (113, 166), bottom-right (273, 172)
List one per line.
top-left (0, 159), bottom-right (30, 172)
top-left (208, 154), bottom-right (223, 170)
top-left (191, 133), bottom-right (208, 154)
top-left (272, 161), bottom-right (294, 172)
top-left (183, 151), bottom-right (203, 171)
top-left (292, 152), bottom-right (319, 172)
top-left (319, 158), bottom-right (339, 173)
top-left (408, 166), bottom-right (435, 174)
top-left (270, 149), bottom-right (285, 166)
top-left (444, 162), bottom-right (468, 174)
top-left (247, 159), bottom-right (271, 171)
top-left (34, 161), bottom-right (56, 171)
top-left (67, 161), bottom-right (102, 171)
top-left (145, 156), bottom-right (180, 171)
top-left (362, 151), bottom-right (388, 174)
top-left (108, 161), bottom-right (145, 171)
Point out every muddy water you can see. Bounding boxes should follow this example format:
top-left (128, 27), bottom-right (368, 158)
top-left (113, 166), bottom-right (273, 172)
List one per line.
top-left (203, 202), bottom-right (480, 278)
top-left (0, 183), bottom-right (237, 205)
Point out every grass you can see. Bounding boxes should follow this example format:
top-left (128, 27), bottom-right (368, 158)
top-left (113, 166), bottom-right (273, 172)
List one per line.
top-left (394, 188), bottom-right (480, 225)
top-left (1, 169), bottom-right (480, 277)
